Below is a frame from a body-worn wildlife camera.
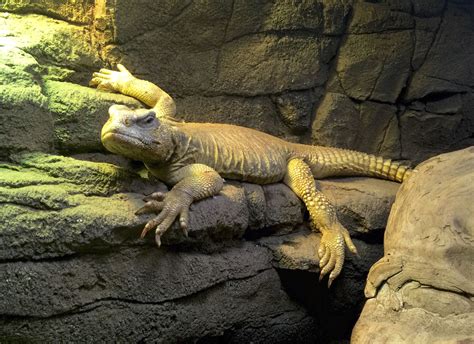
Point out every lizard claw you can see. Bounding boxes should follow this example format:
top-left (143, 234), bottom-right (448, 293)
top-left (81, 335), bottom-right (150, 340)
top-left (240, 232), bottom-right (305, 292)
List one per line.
top-left (143, 191), bottom-right (165, 202)
top-left (136, 189), bottom-right (193, 246)
top-left (318, 223), bottom-right (357, 287)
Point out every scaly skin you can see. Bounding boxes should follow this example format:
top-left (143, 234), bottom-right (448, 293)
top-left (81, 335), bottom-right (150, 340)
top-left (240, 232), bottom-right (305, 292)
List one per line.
top-left (90, 65), bottom-right (412, 286)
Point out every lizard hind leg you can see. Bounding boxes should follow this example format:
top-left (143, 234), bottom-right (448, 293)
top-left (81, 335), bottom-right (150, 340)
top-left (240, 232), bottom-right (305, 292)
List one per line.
top-left (283, 158), bottom-right (358, 287)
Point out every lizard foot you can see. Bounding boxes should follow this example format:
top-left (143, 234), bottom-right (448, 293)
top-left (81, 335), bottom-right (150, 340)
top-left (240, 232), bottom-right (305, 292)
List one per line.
top-left (90, 64), bottom-right (134, 93)
top-left (135, 190), bottom-right (192, 246)
top-left (318, 223), bottom-right (358, 287)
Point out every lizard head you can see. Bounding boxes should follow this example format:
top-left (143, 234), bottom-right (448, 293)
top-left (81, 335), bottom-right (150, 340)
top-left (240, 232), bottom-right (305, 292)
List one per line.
top-left (101, 105), bottom-right (176, 163)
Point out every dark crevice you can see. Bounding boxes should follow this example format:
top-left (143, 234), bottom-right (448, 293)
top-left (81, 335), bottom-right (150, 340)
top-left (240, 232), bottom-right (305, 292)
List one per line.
top-left (0, 201), bottom-right (66, 212)
top-left (0, 252), bottom-right (80, 264)
top-left (276, 268), bottom-right (362, 343)
top-left (224, 28), bottom-right (343, 47)
top-left (347, 28), bottom-right (414, 35)
top-left (417, 91), bottom-right (465, 103)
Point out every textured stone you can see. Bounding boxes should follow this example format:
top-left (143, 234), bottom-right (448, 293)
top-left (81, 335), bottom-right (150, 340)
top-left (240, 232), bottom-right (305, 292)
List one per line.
top-left (348, 2), bottom-right (414, 34)
top-left (0, 154), bottom-right (251, 260)
top-left (0, 153), bottom-right (399, 263)
top-left (405, 2), bottom-right (474, 101)
top-left (216, 35), bottom-right (338, 96)
top-left (312, 93), bottom-right (401, 158)
top-left (0, 0), bottom-right (95, 24)
top-left (2, 1), bottom-right (473, 165)
top-left (321, 0), bottom-right (352, 35)
top-left (177, 94), bottom-right (289, 138)
top-left (0, 244), bottom-right (319, 343)
top-left (0, 12), bottom-right (148, 157)
top-left (0, 152), bottom-right (401, 342)
top-left (1, 1), bottom-right (474, 341)
top-left (272, 89), bottom-right (322, 134)
top-left (262, 183), bottom-right (303, 231)
top-left (260, 228), bottom-right (384, 343)
top-left (400, 109), bottom-right (464, 163)
top-left (336, 30), bottom-right (413, 103)
top-left (318, 178), bottom-right (400, 236)
top-left (45, 81), bottom-right (141, 153)
top-left (352, 148), bottom-right (474, 344)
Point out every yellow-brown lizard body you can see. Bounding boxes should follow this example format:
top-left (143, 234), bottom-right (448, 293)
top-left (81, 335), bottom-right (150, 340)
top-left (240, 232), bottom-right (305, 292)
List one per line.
top-left (91, 65), bottom-right (412, 286)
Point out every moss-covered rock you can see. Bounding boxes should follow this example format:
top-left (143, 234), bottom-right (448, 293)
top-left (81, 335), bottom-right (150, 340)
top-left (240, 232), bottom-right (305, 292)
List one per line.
top-left (0, 151), bottom-right (401, 342)
top-left (0, 12), bottom-right (142, 158)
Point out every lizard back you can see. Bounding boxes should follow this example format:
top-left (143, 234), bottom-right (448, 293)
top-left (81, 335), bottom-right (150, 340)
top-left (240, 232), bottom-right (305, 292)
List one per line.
top-left (176, 122), bottom-right (291, 184)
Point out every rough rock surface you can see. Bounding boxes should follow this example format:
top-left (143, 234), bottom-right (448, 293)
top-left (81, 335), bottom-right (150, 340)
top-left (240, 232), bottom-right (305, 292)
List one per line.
top-left (0, 153), bottom-right (399, 342)
top-left (352, 147), bottom-right (474, 343)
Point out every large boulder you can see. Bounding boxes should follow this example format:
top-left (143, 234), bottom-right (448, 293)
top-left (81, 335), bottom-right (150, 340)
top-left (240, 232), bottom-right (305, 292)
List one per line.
top-left (352, 147), bottom-right (474, 343)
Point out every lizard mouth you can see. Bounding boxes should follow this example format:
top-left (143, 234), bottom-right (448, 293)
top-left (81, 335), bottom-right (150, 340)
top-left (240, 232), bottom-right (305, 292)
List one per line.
top-left (102, 130), bottom-right (142, 144)
top-left (101, 129), bottom-right (159, 149)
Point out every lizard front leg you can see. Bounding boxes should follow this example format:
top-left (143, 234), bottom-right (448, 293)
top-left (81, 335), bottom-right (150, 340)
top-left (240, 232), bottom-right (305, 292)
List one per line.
top-left (136, 164), bottom-right (224, 246)
top-left (90, 64), bottom-right (176, 118)
top-left (284, 158), bottom-right (358, 287)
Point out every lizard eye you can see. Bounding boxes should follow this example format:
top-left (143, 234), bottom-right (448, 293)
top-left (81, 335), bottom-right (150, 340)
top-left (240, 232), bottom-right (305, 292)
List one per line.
top-left (138, 113), bottom-right (157, 128)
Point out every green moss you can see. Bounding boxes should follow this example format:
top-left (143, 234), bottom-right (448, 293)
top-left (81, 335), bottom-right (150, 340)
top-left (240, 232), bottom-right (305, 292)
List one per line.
top-left (10, 153), bottom-right (138, 195)
top-left (43, 80), bottom-right (141, 153)
top-left (0, 153), bottom-right (158, 259)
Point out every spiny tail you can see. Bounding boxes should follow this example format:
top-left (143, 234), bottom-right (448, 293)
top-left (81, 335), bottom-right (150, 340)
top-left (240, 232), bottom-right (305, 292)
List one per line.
top-left (305, 146), bottom-right (412, 183)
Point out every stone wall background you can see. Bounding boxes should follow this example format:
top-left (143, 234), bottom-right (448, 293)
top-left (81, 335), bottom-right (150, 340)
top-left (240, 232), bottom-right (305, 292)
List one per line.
top-left (1, 0), bottom-right (473, 163)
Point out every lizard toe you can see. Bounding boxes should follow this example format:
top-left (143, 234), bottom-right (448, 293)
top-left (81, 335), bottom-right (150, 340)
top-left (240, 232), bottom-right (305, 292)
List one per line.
top-left (135, 200), bottom-right (164, 215)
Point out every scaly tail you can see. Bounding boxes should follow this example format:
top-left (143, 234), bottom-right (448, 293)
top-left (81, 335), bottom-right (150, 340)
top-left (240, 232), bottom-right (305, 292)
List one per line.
top-left (295, 145), bottom-right (412, 183)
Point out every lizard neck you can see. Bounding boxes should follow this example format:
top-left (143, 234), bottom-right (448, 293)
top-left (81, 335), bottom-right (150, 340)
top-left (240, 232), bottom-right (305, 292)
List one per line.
top-left (144, 123), bottom-right (196, 178)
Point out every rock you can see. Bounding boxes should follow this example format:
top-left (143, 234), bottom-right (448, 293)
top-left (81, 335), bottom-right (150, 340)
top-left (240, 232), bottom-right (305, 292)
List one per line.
top-left (0, 152), bottom-right (401, 342)
top-left (405, 2), bottom-right (474, 101)
top-left (259, 228), bottom-right (384, 343)
top-left (352, 148), bottom-right (474, 343)
top-left (0, 153), bottom-right (252, 260)
top-left (272, 89), bottom-right (322, 134)
top-left (425, 93), bottom-right (462, 114)
top-left (312, 92), bottom-right (401, 158)
top-left (399, 109), bottom-right (464, 163)
top-left (318, 178), bottom-right (400, 236)
top-left (0, 244), bottom-right (319, 342)
top-left (46, 81), bottom-right (141, 153)
top-left (411, 17), bottom-right (441, 71)
top-left (2, 1), bottom-right (473, 341)
top-left (335, 30), bottom-right (413, 103)
top-left (321, 0), bottom-right (352, 35)
top-left (215, 35), bottom-right (338, 96)
top-left (348, 2), bottom-right (414, 34)
top-left (0, 153), bottom-right (399, 262)
top-left (0, 12), bottom-right (139, 158)
top-left (176, 94), bottom-right (289, 138)
top-left (2, 0), bottom-right (473, 165)
top-left (1, 0), bottom-right (95, 24)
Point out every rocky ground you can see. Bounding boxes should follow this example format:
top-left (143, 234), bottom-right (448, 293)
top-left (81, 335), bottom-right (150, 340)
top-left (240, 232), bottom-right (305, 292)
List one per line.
top-left (0, 153), bottom-right (398, 342)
